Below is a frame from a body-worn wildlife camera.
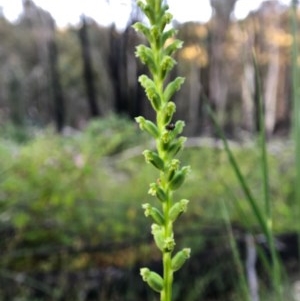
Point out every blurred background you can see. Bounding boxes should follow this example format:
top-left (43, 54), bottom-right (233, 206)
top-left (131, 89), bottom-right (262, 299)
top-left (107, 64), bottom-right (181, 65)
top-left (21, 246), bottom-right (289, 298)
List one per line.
top-left (0, 0), bottom-right (300, 300)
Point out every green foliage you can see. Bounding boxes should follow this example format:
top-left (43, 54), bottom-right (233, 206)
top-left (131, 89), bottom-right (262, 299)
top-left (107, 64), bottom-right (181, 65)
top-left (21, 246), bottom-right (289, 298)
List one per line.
top-left (0, 116), bottom-right (298, 300)
top-left (0, 124), bottom-right (27, 143)
top-left (0, 116), bottom-right (148, 268)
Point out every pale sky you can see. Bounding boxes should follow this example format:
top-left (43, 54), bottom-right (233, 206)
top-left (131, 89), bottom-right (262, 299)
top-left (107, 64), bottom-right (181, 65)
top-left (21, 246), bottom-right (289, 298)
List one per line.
top-left (0, 0), bottom-right (293, 29)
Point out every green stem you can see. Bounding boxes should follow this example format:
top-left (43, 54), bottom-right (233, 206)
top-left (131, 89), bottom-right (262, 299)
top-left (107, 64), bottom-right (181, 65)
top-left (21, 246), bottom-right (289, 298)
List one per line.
top-left (252, 51), bottom-right (282, 300)
top-left (162, 248), bottom-right (173, 301)
top-left (160, 152), bottom-right (174, 301)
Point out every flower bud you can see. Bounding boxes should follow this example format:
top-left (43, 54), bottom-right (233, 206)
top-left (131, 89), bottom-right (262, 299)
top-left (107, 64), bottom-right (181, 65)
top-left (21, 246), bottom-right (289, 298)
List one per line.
top-left (135, 116), bottom-right (159, 139)
top-left (169, 166), bottom-right (191, 191)
top-left (148, 182), bottom-right (157, 196)
top-left (164, 39), bottom-right (183, 56)
top-left (156, 186), bottom-right (168, 202)
top-left (143, 150), bottom-right (164, 170)
top-left (136, 0), bottom-right (146, 11)
top-left (167, 137), bottom-right (187, 157)
top-left (148, 183), bottom-right (168, 202)
top-left (164, 236), bottom-right (175, 252)
top-left (142, 203), bottom-right (165, 226)
top-left (161, 130), bottom-right (171, 143)
top-left (169, 199), bottom-right (189, 222)
top-left (151, 224), bottom-right (165, 251)
top-left (160, 12), bottom-right (173, 31)
top-left (171, 248), bottom-right (191, 272)
top-left (167, 159), bottom-right (180, 182)
top-left (140, 268), bottom-right (163, 293)
top-left (140, 3), bottom-right (155, 24)
top-left (162, 28), bottom-right (177, 45)
top-left (162, 102), bottom-right (176, 125)
top-left (132, 21), bottom-right (150, 39)
top-left (138, 75), bottom-right (161, 110)
top-left (160, 56), bottom-right (176, 80)
top-left (164, 77), bottom-right (185, 103)
top-left (173, 120), bottom-right (185, 136)
top-left (135, 45), bottom-right (157, 74)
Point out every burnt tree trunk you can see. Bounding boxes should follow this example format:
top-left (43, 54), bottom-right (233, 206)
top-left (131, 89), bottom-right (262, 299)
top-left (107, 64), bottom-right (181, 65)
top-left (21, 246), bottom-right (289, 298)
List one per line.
top-left (48, 39), bottom-right (65, 132)
top-left (108, 26), bottom-right (129, 115)
top-left (123, 23), bottom-right (146, 119)
top-left (240, 23), bottom-right (256, 133)
top-left (209, 0), bottom-right (237, 129)
top-left (79, 16), bottom-right (100, 118)
top-left (262, 4), bottom-right (281, 136)
top-left (8, 70), bottom-right (24, 127)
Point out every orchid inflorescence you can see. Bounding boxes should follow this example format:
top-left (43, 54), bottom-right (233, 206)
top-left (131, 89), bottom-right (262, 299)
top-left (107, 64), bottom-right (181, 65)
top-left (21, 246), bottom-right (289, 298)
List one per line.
top-left (133, 1), bottom-right (191, 300)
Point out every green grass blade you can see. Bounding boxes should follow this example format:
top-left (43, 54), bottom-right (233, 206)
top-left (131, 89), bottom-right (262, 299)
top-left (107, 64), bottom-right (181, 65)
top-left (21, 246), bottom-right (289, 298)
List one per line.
top-left (252, 50), bottom-right (283, 300)
top-left (220, 199), bottom-right (251, 301)
top-left (205, 103), bottom-right (268, 237)
top-left (205, 94), bottom-right (283, 299)
top-left (252, 51), bottom-right (271, 223)
top-left (291, 0), bottom-right (300, 271)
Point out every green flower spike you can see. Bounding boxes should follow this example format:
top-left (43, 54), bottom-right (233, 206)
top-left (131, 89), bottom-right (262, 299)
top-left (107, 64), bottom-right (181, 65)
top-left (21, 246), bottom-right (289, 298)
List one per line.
top-left (134, 1), bottom-right (190, 300)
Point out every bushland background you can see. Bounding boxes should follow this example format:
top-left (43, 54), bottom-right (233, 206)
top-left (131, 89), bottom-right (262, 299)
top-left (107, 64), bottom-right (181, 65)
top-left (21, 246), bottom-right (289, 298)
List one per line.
top-left (1, 1), bottom-right (300, 300)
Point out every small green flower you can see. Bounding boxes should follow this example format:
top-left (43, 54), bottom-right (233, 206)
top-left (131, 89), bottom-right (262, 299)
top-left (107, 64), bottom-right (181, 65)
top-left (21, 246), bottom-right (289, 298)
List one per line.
top-left (151, 224), bottom-right (165, 251)
top-left (148, 182), bottom-right (168, 202)
top-left (164, 236), bottom-right (175, 252)
top-left (169, 199), bottom-right (189, 222)
top-left (140, 268), bottom-right (164, 293)
top-left (166, 159), bottom-right (180, 182)
top-left (162, 102), bottom-right (176, 125)
top-left (171, 248), bottom-right (191, 272)
top-left (169, 166), bottom-right (191, 190)
top-left (139, 75), bottom-right (162, 111)
top-left (164, 39), bottom-right (184, 56)
top-left (143, 150), bottom-right (164, 170)
top-left (135, 45), bottom-right (157, 73)
top-left (165, 137), bottom-right (187, 158)
top-left (164, 77), bottom-right (185, 103)
top-left (142, 203), bottom-right (165, 225)
top-left (135, 116), bottom-right (160, 138)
